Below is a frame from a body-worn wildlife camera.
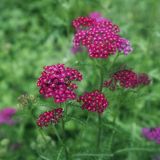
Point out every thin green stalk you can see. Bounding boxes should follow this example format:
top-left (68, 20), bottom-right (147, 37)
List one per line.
top-left (38, 129), bottom-right (49, 145)
top-left (56, 103), bottom-right (69, 160)
top-left (97, 113), bottom-right (102, 151)
top-left (109, 53), bottom-right (119, 71)
top-left (96, 54), bottom-right (119, 152)
top-left (61, 117), bottom-right (69, 160)
top-left (64, 103), bottom-right (68, 118)
top-left (108, 111), bottom-right (117, 154)
top-left (113, 147), bottom-right (160, 155)
top-left (96, 62), bottom-right (104, 152)
top-left (72, 147), bottom-right (160, 158)
top-left (109, 92), bottom-right (126, 158)
top-left (28, 102), bottom-right (49, 145)
top-left (53, 125), bottom-right (63, 144)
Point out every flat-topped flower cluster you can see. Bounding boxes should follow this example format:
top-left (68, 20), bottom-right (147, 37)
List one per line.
top-left (72, 12), bottom-right (132, 58)
top-left (104, 69), bottom-right (150, 90)
top-left (37, 64), bottom-right (82, 103)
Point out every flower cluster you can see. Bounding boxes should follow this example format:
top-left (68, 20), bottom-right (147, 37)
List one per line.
top-left (72, 12), bottom-right (132, 58)
top-left (37, 64), bottom-right (82, 103)
top-left (79, 90), bottom-right (108, 113)
top-left (36, 13), bottom-right (151, 130)
top-left (104, 69), bottom-right (150, 90)
top-left (37, 108), bottom-right (63, 127)
top-left (0, 107), bottom-right (16, 125)
top-left (142, 128), bottom-right (160, 144)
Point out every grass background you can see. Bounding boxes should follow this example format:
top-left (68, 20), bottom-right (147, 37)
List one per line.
top-left (0, 0), bottom-right (160, 159)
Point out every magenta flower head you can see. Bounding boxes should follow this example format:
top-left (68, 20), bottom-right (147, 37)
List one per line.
top-left (78, 90), bottom-right (108, 113)
top-left (37, 108), bottom-right (63, 127)
top-left (37, 64), bottom-right (83, 103)
top-left (142, 127), bottom-right (160, 144)
top-left (104, 69), bottom-right (150, 90)
top-left (0, 107), bottom-right (16, 125)
top-left (72, 12), bottom-right (132, 58)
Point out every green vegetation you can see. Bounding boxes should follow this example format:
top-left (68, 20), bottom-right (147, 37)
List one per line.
top-left (0, 0), bottom-right (160, 159)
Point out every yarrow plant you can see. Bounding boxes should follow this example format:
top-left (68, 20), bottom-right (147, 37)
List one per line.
top-left (35, 12), bottom-right (151, 159)
top-left (72, 12), bottom-right (132, 58)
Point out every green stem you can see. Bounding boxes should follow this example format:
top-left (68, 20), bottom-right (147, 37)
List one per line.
top-left (97, 113), bottom-right (102, 151)
top-left (108, 111), bottom-right (117, 154)
top-left (72, 147), bottom-right (160, 158)
top-left (96, 54), bottom-right (119, 152)
top-left (113, 147), bottom-right (160, 155)
top-left (96, 61), bottom-right (104, 152)
top-left (61, 117), bottom-right (69, 160)
top-left (28, 102), bottom-right (48, 145)
top-left (109, 92), bottom-right (126, 158)
top-left (109, 53), bottom-right (119, 71)
top-left (53, 126), bottom-right (63, 144)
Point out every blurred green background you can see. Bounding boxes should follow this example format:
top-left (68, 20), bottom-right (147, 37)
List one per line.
top-left (0, 0), bottom-right (160, 160)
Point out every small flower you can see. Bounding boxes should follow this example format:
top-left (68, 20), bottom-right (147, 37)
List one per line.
top-left (37, 108), bottom-right (63, 127)
top-left (79, 90), bottom-right (108, 113)
top-left (0, 107), bottom-right (16, 125)
top-left (117, 38), bottom-right (133, 55)
top-left (72, 13), bottom-right (132, 58)
top-left (142, 127), bottom-right (160, 144)
top-left (37, 64), bottom-right (83, 103)
top-left (104, 69), bottom-right (150, 90)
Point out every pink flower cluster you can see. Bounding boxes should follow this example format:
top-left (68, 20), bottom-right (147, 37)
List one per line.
top-left (37, 64), bottom-right (82, 103)
top-left (79, 90), bottom-right (108, 113)
top-left (36, 12), bottom-right (151, 129)
top-left (72, 12), bottom-right (132, 58)
top-left (142, 128), bottom-right (160, 144)
top-left (37, 108), bottom-right (63, 127)
top-left (104, 69), bottom-right (150, 90)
